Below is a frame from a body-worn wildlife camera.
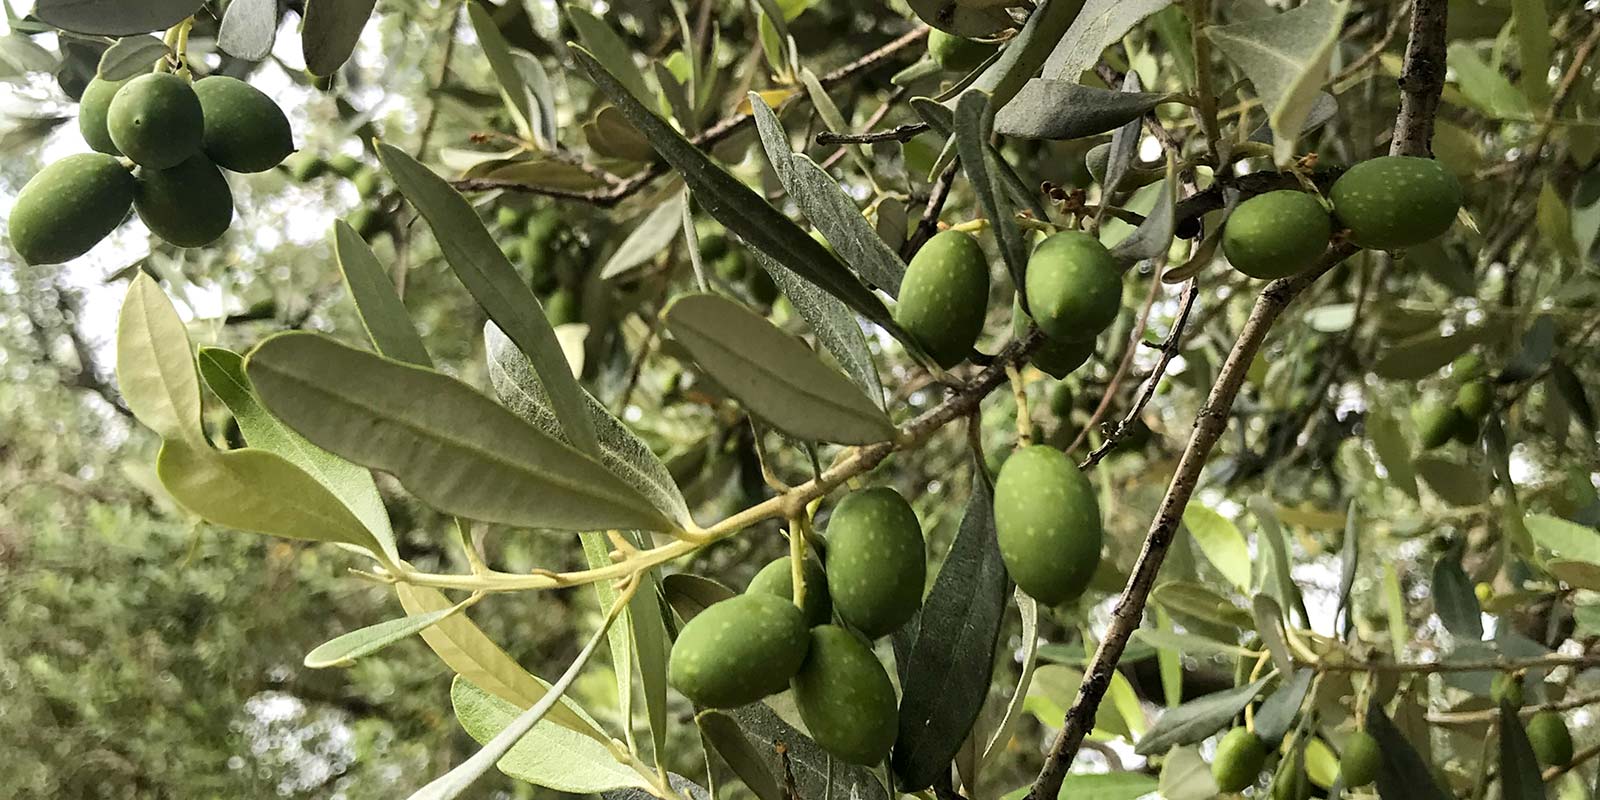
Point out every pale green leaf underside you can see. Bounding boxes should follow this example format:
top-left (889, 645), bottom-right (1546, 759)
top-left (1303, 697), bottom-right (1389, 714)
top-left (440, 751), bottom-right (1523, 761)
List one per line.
top-left (664, 293), bottom-right (895, 445)
top-left (1181, 503), bottom-right (1252, 592)
top-left (198, 347), bottom-right (399, 564)
top-left (1525, 514), bottom-right (1600, 565)
top-left (1042, 0), bottom-right (1174, 84)
top-left (1208, 0), bottom-right (1349, 163)
top-left (244, 332), bottom-right (676, 533)
top-left (334, 219), bottom-right (434, 368)
top-left (484, 323), bottom-right (691, 526)
top-left (304, 601), bottom-right (469, 668)
top-left (599, 191), bottom-right (688, 280)
top-left (117, 273), bottom-right (203, 444)
top-left (451, 677), bottom-right (650, 793)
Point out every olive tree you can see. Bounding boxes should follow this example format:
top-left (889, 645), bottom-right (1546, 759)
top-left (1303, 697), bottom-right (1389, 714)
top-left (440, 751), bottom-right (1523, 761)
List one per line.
top-left (4, 0), bottom-right (1600, 798)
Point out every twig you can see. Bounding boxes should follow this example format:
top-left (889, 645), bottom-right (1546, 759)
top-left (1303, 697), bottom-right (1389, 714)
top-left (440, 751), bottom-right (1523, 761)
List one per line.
top-left (449, 27), bottom-right (929, 205)
top-left (903, 163), bottom-right (959, 259)
top-left (1080, 279), bottom-right (1198, 469)
top-left (1066, 272), bottom-right (1165, 454)
top-left (1389, 0), bottom-right (1449, 159)
top-left (1329, 0), bottom-right (1413, 86)
top-left (1544, 740), bottom-right (1600, 782)
top-left (1023, 246), bottom-right (1356, 800)
top-left (816, 123), bottom-right (928, 145)
top-left (1312, 651), bottom-right (1600, 675)
top-left (1428, 690), bottom-right (1600, 725)
top-left (819, 87), bottom-right (905, 170)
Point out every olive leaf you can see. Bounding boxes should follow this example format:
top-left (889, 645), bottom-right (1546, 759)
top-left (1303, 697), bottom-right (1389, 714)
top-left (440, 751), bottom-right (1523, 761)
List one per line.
top-left (1415, 455), bottom-right (1490, 507)
top-left (571, 48), bottom-right (898, 335)
top-left (1157, 746), bottom-right (1221, 800)
top-left (715, 703), bottom-right (890, 800)
top-left (962, 0), bottom-right (1085, 113)
top-left (904, 0), bottom-right (1011, 37)
top-left (599, 191), bottom-right (688, 280)
top-left (1366, 697), bottom-right (1452, 800)
top-left (1208, 0), bottom-right (1349, 163)
top-left (302, 0), bottom-right (378, 77)
top-left (663, 293), bottom-right (895, 445)
top-left (1248, 496), bottom-right (1310, 626)
top-left (117, 273), bottom-right (203, 445)
top-left (217, 0), bottom-right (278, 60)
top-left (1524, 514), bottom-right (1600, 565)
top-left (1251, 668), bottom-right (1311, 746)
top-left (662, 574), bottom-right (737, 622)
top-left (979, 591), bottom-right (1039, 769)
top-left (304, 600), bottom-right (471, 668)
top-left (96, 35), bottom-right (169, 80)
top-left (333, 220), bottom-right (434, 368)
top-left (1432, 549), bottom-right (1484, 640)
top-left (566, 5), bottom-right (654, 106)
top-left (1181, 503), bottom-right (1251, 593)
top-left (1133, 628), bottom-right (1260, 660)
top-left (696, 711), bottom-right (787, 800)
top-left (1134, 676), bottom-right (1271, 755)
top-left (468, 3), bottom-right (537, 143)
top-left (995, 79), bottom-right (1178, 141)
top-left (34, 0), bottom-right (203, 35)
top-left (377, 142), bottom-right (599, 456)
top-left (1042, 0), bottom-right (1175, 83)
top-left (245, 332), bottom-right (677, 533)
top-left (1365, 408), bottom-right (1418, 499)
top-left (953, 91), bottom-right (1028, 291)
top-left (893, 473), bottom-right (1008, 790)
top-left (198, 347), bottom-right (400, 564)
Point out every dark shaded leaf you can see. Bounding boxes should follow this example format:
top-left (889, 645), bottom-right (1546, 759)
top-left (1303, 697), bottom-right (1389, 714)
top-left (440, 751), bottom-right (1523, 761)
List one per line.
top-left (662, 574), bottom-right (736, 623)
top-left (1253, 669), bottom-right (1311, 747)
top-left (1500, 315), bottom-right (1557, 382)
top-left (696, 711), bottom-right (786, 800)
top-left (995, 79), bottom-right (1177, 140)
top-left (719, 703), bottom-right (889, 800)
top-left (1134, 677), bottom-right (1270, 755)
top-left (1415, 456), bottom-right (1490, 507)
top-left (893, 474), bottom-right (1009, 790)
top-left (302, 0), bottom-right (378, 77)
top-left (1499, 700), bottom-right (1546, 800)
top-left (1432, 549), bottom-right (1484, 640)
top-left (34, 0), bottom-right (203, 35)
top-left (952, 91), bottom-right (1027, 290)
top-left (1366, 697), bottom-right (1450, 800)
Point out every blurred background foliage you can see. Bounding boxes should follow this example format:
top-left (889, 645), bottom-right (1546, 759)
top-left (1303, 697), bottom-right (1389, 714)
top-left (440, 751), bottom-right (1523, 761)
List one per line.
top-left (1, 0), bottom-right (1598, 797)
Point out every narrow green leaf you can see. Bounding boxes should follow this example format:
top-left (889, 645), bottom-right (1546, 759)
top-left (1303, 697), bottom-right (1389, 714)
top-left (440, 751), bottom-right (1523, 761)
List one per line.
top-left (999, 772), bottom-right (1158, 800)
top-left (1134, 628), bottom-right (1260, 660)
top-left (485, 323), bottom-right (691, 526)
top-left (97, 35), bottom-right (168, 80)
top-left (1499, 700), bottom-right (1546, 800)
top-left (34, 0), bottom-right (202, 35)
top-left (1208, 0), bottom-right (1349, 163)
top-left (566, 5), bottom-right (652, 103)
top-left (1042, 0), bottom-right (1173, 83)
top-left (1151, 580), bottom-right (1254, 629)
top-left (305, 601), bottom-right (470, 668)
top-left (1432, 550), bottom-right (1484, 640)
top-left (718, 702), bottom-right (890, 800)
top-left (116, 273), bottom-right (202, 444)
top-left (1510, 0), bottom-right (1551, 108)
top-left (1182, 503), bottom-right (1252, 592)
top-left (1251, 595), bottom-right (1293, 675)
top-left (1157, 745), bottom-right (1220, 800)
top-left (1366, 408), bottom-right (1418, 498)
top-left (333, 220), bottom-right (433, 367)
top-left (1249, 495), bottom-right (1309, 626)
top-left (1252, 668), bottom-right (1311, 747)
top-left (904, 0), bottom-right (1010, 37)
top-left (217, 0), bottom-right (277, 61)
top-left (396, 584), bottom-right (607, 741)
top-left (893, 473), bottom-right (1008, 789)
top-left (995, 79), bottom-right (1177, 140)
top-left (198, 347), bottom-right (398, 564)
top-left (1367, 697), bottom-right (1451, 800)
top-left (1524, 514), bottom-right (1600, 565)
top-left (963, 0), bottom-right (1088, 112)
top-left (468, 2), bottom-right (535, 141)
top-left (1134, 676), bottom-right (1270, 755)
top-left (1154, 608), bottom-right (1183, 708)
top-left (789, 154), bottom-right (907, 296)
top-left (953, 90), bottom-right (1027, 289)
top-left (245, 332), bottom-right (676, 533)
top-left (663, 293), bottom-right (894, 445)
top-left (599, 191), bottom-right (688, 280)
top-left (571, 48), bottom-right (897, 333)
top-left (301, 0), bottom-right (377, 77)
top-left (1415, 455), bottom-right (1490, 507)
top-left (662, 574), bottom-right (736, 622)
top-left (981, 591), bottom-right (1039, 768)
top-left (1447, 42), bottom-right (1533, 120)
top-left (631, 581), bottom-right (671, 769)
top-left (156, 439), bottom-right (383, 553)
top-left (1382, 562), bottom-right (1409, 650)
top-left (696, 711), bottom-right (786, 800)
top-left (376, 142), bottom-right (599, 456)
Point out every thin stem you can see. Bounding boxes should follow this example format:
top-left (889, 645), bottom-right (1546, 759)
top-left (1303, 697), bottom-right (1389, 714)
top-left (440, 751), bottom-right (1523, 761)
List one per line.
top-left (1007, 364), bottom-right (1032, 447)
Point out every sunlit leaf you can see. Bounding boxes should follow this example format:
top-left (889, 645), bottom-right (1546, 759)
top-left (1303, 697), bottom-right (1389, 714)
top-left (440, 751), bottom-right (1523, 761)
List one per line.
top-left (305, 601), bottom-right (470, 668)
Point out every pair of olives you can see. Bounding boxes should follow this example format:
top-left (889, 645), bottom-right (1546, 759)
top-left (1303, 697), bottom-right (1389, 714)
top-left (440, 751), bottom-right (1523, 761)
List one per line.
top-left (1222, 155), bottom-right (1463, 279)
top-left (11, 72), bottom-right (293, 265)
top-left (1213, 727), bottom-right (1380, 794)
top-left (668, 487), bottom-right (925, 765)
top-left (1416, 354), bottom-right (1496, 450)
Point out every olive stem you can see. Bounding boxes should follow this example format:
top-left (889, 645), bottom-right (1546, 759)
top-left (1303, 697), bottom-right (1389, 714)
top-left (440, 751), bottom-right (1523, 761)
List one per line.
top-left (1006, 363), bottom-right (1032, 447)
top-left (788, 512), bottom-right (809, 612)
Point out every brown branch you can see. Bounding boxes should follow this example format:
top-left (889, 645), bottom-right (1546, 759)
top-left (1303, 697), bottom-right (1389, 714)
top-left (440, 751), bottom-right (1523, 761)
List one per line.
top-left (1428, 689), bottom-right (1600, 725)
top-left (449, 27), bottom-right (929, 206)
top-left (903, 162), bottom-right (959, 259)
top-left (1079, 279), bottom-right (1198, 469)
top-left (1024, 245), bottom-right (1357, 800)
top-left (816, 123), bottom-right (928, 145)
top-left (1066, 270), bottom-right (1165, 454)
top-left (1389, 0), bottom-right (1449, 158)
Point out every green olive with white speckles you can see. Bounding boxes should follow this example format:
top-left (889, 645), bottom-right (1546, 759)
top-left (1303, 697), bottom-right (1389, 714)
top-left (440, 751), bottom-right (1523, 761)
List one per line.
top-left (1012, 295), bottom-right (1094, 379)
top-left (1330, 156), bottom-right (1461, 250)
top-left (1222, 190), bottom-right (1332, 279)
top-left (825, 487), bottom-right (925, 638)
top-left (993, 445), bottom-right (1102, 606)
top-left (668, 593), bottom-right (810, 709)
top-left (1024, 231), bottom-right (1122, 342)
top-left (747, 556), bottom-right (832, 627)
top-left (791, 625), bottom-right (898, 765)
top-left (895, 230), bottom-right (990, 369)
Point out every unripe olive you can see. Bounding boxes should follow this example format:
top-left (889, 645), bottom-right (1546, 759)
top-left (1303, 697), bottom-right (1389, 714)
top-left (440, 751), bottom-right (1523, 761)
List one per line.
top-left (544, 288), bottom-right (580, 326)
top-left (791, 625), bottom-right (898, 765)
top-left (1414, 401), bottom-right (1467, 450)
top-left (1330, 156), bottom-right (1462, 250)
top-left (1452, 413), bottom-right (1481, 445)
top-left (134, 154), bottom-right (234, 248)
top-left (348, 207), bottom-right (384, 240)
top-left (1212, 727), bottom-right (1268, 793)
top-left (193, 75), bottom-right (294, 173)
top-left (1340, 730), bottom-right (1381, 787)
top-left (747, 556), bottom-right (831, 627)
top-left (748, 264), bottom-right (781, 305)
top-left (1012, 296), bottom-right (1094, 379)
top-left (526, 210), bottom-right (560, 249)
top-left (78, 75), bottom-right (130, 155)
top-left (927, 29), bottom-right (994, 72)
top-left (1527, 711), bottom-right (1574, 767)
top-left (1049, 382), bottom-right (1074, 418)
top-left (993, 445), bottom-right (1102, 605)
top-left (895, 229), bottom-right (990, 369)
top-left (327, 153), bottom-right (363, 179)
top-left (1024, 231), bottom-right (1122, 342)
top-left (1222, 190), bottom-right (1332, 279)
top-left (668, 593), bottom-right (810, 708)
top-left (713, 251), bottom-right (748, 282)
top-left (1456, 381), bottom-right (1493, 420)
top-left (9, 153), bottom-right (134, 264)
top-left (1453, 353), bottom-right (1486, 381)
top-left (284, 151), bottom-right (327, 182)
top-left (698, 230), bottom-right (729, 261)
top-left (1084, 142), bottom-right (1165, 190)
top-left (824, 487), bottom-right (925, 638)
top-left (1491, 672), bottom-right (1524, 708)
top-left (107, 72), bottom-right (205, 169)
top-left (353, 169), bottom-right (382, 199)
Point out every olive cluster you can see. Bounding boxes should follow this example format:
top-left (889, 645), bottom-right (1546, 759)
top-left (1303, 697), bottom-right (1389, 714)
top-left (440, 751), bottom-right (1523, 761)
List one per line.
top-left (1221, 155), bottom-right (1464, 279)
top-left (494, 204), bottom-right (590, 323)
top-left (1416, 354), bottom-right (1495, 450)
top-left (10, 72), bottom-right (293, 265)
top-left (668, 487), bottom-right (924, 765)
top-left (282, 152), bottom-right (392, 240)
